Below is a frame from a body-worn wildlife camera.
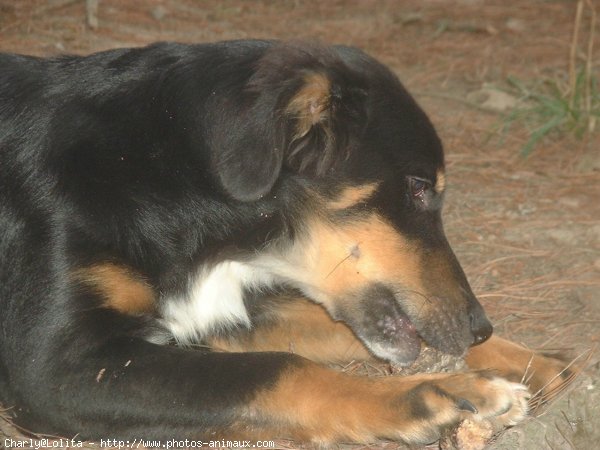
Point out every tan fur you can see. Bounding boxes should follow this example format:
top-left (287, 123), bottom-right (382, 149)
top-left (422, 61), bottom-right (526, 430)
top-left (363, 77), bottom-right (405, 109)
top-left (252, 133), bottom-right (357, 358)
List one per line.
top-left (286, 72), bottom-right (331, 140)
top-left (435, 169), bottom-right (446, 193)
top-left (288, 213), bottom-right (425, 310)
top-left (73, 263), bottom-right (155, 313)
top-left (211, 295), bottom-right (572, 424)
top-left (208, 294), bottom-right (572, 394)
top-left (466, 335), bottom-right (573, 396)
top-left (327, 183), bottom-right (380, 210)
top-left (249, 362), bottom-right (527, 444)
top-left (208, 297), bottom-right (372, 363)
top-left (249, 361), bottom-right (420, 443)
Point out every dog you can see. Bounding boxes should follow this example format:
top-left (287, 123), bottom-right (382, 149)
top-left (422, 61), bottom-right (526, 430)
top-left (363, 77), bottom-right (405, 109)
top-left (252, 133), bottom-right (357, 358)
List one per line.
top-left (0, 40), bottom-right (570, 445)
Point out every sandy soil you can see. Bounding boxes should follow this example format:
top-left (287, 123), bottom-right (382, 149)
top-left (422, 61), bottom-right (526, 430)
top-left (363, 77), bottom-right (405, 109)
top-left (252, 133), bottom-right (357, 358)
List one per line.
top-left (0, 1), bottom-right (599, 449)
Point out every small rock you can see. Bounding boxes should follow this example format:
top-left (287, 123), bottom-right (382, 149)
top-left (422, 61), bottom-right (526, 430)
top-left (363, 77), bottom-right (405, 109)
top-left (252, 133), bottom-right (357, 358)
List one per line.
top-left (576, 151), bottom-right (600, 173)
top-left (590, 224), bottom-right (600, 244)
top-left (85, 0), bottom-right (99, 29)
top-left (506, 18), bottom-right (527, 33)
top-left (546, 229), bottom-right (578, 245)
top-left (151, 5), bottom-right (168, 21)
top-left (466, 86), bottom-right (519, 113)
top-left (399, 12), bottom-right (423, 26)
top-left (558, 197), bottom-right (581, 208)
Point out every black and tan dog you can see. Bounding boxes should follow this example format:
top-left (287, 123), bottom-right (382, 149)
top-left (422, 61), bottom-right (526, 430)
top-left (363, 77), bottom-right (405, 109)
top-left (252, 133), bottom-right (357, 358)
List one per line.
top-left (0, 40), bottom-right (569, 444)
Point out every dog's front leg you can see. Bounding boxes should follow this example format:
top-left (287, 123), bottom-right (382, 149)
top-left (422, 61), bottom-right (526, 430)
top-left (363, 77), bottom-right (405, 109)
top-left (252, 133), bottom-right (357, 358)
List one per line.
top-left (14, 329), bottom-right (529, 445)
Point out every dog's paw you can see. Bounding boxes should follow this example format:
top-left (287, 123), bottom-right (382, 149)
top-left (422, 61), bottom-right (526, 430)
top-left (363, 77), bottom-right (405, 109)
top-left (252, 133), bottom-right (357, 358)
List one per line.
top-left (475, 377), bottom-right (530, 427)
top-left (437, 379), bottom-right (530, 450)
top-left (393, 372), bottom-right (530, 444)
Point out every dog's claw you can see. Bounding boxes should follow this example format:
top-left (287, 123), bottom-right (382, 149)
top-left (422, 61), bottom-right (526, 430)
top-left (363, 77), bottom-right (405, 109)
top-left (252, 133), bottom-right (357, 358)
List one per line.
top-left (456, 398), bottom-right (478, 414)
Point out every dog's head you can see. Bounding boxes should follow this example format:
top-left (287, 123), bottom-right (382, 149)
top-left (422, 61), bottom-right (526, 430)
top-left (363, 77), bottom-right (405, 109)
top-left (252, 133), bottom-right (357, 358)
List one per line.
top-left (209, 42), bottom-right (492, 366)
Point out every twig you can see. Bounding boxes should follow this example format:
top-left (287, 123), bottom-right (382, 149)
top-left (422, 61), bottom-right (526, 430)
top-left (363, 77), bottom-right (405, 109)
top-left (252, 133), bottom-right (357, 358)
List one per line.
top-left (568, 1), bottom-right (584, 109)
top-left (85, 0), bottom-right (99, 30)
top-left (415, 91), bottom-right (502, 113)
top-left (531, 348), bottom-right (593, 412)
top-left (584, 0), bottom-right (596, 132)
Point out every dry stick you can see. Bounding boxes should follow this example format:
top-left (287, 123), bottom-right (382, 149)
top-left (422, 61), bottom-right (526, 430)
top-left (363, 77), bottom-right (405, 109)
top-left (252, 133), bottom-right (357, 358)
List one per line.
top-left (414, 91), bottom-right (501, 113)
top-left (530, 348), bottom-right (593, 416)
top-left (521, 354), bottom-right (536, 385)
top-left (554, 417), bottom-right (577, 449)
top-left (561, 410), bottom-right (577, 433)
top-left (569, 1), bottom-right (584, 109)
top-left (585, 0), bottom-right (596, 132)
top-left (538, 322), bottom-right (590, 349)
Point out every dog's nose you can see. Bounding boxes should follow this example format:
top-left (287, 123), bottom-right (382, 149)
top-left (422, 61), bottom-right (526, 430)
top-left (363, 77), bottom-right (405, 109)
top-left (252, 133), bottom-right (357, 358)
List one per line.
top-left (469, 308), bottom-right (493, 345)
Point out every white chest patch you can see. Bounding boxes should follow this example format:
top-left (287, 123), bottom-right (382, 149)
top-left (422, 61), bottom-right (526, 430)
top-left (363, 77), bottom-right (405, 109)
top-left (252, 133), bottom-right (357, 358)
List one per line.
top-left (161, 260), bottom-right (274, 344)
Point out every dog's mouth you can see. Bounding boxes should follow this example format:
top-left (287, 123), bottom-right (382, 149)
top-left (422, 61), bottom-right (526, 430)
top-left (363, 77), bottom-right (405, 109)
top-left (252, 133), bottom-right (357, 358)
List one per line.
top-left (332, 284), bottom-right (474, 366)
top-left (359, 302), bottom-right (422, 366)
top-left (333, 285), bottom-right (423, 366)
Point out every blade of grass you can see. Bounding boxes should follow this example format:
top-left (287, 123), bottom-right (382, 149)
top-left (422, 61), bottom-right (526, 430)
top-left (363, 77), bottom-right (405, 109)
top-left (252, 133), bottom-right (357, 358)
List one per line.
top-left (522, 115), bottom-right (565, 156)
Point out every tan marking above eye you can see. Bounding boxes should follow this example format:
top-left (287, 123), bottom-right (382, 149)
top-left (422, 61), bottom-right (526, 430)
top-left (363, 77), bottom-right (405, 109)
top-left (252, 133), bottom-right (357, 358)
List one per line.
top-left (73, 263), bottom-right (155, 314)
top-left (435, 169), bottom-right (446, 193)
top-left (327, 182), bottom-right (380, 210)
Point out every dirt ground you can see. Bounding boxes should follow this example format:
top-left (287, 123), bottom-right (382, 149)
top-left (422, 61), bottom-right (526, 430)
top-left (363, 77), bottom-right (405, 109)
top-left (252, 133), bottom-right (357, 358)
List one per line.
top-left (0, 1), bottom-right (599, 449)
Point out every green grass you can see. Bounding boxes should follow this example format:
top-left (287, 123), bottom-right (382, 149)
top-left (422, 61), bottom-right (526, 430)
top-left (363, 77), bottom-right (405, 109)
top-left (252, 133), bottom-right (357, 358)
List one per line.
top-left (500, 69), bottom-right (599, 156)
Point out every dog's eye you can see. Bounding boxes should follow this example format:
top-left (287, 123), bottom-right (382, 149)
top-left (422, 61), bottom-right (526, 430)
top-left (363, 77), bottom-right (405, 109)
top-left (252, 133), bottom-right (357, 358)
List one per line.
top-left (409, 177), bottom-right (430, 200)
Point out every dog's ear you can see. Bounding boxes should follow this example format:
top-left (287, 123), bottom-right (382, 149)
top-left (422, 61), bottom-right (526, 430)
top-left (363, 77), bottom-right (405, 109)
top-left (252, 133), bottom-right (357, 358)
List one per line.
top-left (210, 42), bottom-right (368, 202)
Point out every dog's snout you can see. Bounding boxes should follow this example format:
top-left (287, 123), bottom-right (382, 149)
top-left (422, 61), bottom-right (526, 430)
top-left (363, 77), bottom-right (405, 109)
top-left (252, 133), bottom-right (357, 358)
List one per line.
top-left (420, 243), bottom-right (495, 349)
top-left (469, 303), bottom-right (493, 346)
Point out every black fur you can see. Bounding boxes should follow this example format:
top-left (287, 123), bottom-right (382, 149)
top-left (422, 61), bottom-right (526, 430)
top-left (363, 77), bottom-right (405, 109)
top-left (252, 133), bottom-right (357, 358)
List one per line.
top-left (0, 40), bottom-right (491, 440)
